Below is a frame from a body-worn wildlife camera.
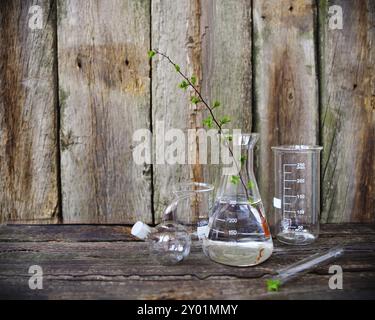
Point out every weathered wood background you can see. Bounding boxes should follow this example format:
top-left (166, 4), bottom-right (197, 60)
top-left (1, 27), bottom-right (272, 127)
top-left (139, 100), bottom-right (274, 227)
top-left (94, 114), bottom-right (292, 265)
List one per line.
top-left (0, 0), bottom-right (374, 224)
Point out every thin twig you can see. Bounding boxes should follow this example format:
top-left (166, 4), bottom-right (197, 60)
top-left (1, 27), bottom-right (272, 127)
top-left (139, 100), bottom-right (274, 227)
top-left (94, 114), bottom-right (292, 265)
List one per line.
top-left (153, 49), bottom-right (250, 199)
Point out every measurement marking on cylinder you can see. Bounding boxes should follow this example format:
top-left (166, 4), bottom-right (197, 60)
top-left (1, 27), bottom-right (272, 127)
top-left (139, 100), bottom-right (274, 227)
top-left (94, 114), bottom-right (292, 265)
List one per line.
top-left (281, 161), bottom-right (307, 235)
top-left (211, 229), bottom-right (225, 234)
top-left (283, 164), bottom-right (304, 222)
top-left (296, 163), bottom-right (306, 170)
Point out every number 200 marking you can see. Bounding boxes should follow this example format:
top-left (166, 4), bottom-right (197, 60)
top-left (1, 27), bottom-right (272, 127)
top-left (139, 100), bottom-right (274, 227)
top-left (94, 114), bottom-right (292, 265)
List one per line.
top-left (297, 163), bottom-right (305, 170)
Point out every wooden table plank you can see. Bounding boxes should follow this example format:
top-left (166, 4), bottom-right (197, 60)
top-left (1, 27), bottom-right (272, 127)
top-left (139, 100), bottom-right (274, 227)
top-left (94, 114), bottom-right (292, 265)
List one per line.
top-left (1, 223), bottom-right (373, 242)
top-left (0, 225), bottom-right (133, 242)
top-left (1, 272), bottom-right (374, 300)
top-left (0, 224), bottom-right (374, 299)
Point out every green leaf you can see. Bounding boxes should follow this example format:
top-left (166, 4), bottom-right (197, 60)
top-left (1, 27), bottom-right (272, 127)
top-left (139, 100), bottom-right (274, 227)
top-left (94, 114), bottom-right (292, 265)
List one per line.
top-left (174, 64), bottom-right (181, 72)
top-left (219, 116), bottom-right (231, 126)
top-left (148, 50), bottom-right (156, 59)
top-left (247, 180), bottom-right (255, 190)
top-left (266, 279), bottom-right (281, 292)
top-left (178, 80), bottom-right (189, 90)
top-left (191, 76), bottom-right (197, 85)
top-left (219, 133), bottom-right (232, 143)
top-left (191, 96), bottom-right (200, 105)
top-left (248, 196), bottom-right (256, 205)
top-left (203, 117), bottom-right (213, 129)
top-left (212, 100), bottom-right (221, 109)
top-left (240, 155), bottom-right (247, 165)
top-left (230, 175), bottom-right (240, 185)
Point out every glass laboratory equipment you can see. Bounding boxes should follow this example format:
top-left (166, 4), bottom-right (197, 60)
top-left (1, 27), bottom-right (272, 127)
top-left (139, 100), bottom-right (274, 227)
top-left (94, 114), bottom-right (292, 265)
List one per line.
top-left (266, 246), bottom-right (344, 291)
top-left (272, 145), bottom-right (323, 245)
top-left (131, 185), bottom-right (214, 265)
top-left (172, 182), bottom-right (214, 240)
top-left (131, 220), bottom-right (191, 265)
top-left (203, 133), bottom-right (273, 267)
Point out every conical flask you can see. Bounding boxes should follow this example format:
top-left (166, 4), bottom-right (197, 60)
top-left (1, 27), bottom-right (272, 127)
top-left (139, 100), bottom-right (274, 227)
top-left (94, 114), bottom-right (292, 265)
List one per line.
top-left (203, 133), bottom-right (273, 266)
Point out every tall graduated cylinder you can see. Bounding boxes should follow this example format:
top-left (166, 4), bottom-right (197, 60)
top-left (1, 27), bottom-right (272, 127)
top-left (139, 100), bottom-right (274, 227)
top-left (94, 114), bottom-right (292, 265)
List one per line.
top-left (271, 145), bottom-right (323, 245)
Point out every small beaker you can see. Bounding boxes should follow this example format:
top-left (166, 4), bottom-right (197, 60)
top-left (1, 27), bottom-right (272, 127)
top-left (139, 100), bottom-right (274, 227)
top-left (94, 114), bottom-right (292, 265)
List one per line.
top-left (167, 182), bottom-right (214, 240)
top-left (271, 145), bottom-right (323, 245)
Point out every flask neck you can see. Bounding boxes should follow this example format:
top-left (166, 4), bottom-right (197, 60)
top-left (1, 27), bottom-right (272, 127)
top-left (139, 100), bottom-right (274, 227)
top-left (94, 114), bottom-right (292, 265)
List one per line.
top-left (236, 133), bottom-right (257, 173)
top-left (241, 144), bottom-right (255, 174)
top-left (216, 133), bottom-right (260, 203)
top-left (131, 221), bottom-right (153, 240)
top-left (232, 134), bottom-right (257, 178)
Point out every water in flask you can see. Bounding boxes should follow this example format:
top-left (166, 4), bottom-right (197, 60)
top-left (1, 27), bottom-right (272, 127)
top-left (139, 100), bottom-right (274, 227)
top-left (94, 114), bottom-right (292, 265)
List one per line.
top-left (204, 200), bottom-right (273, 266)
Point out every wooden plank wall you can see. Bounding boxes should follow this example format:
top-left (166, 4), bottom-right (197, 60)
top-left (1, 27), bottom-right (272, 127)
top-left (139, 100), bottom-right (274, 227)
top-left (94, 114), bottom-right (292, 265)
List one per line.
top-left (253, 0), bottom-right (319, 227)
top-left (0, 0), bottom-right (374, 224)
top-left (0, 0), bottom-right (59, 224)
top-left (319, 0), bottom-right (375, 223)
top-left (152, 0), bottom-right (192, 220)
top-left (201, 0), bottom-right (253, 206)
top-left (57, 0), bottom-right (152, 223)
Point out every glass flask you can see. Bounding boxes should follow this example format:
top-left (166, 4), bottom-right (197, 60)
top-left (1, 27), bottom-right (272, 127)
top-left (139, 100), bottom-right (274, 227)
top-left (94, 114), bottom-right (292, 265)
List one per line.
top-left (203, 133), bottom-right (273, 267)
top-left (172, 182), bottom-right (214, 240)
top-left (131, 184), bottom-right (214, 265)
top-left (271, 145), bottom-right (323, 245)
top-left (131, 220), bottom-right (191, 265)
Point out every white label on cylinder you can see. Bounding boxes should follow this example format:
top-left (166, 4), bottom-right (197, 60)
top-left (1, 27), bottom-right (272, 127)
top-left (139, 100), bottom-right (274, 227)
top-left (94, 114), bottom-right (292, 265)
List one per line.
top-left (273, 197), bottom-right (282, 209)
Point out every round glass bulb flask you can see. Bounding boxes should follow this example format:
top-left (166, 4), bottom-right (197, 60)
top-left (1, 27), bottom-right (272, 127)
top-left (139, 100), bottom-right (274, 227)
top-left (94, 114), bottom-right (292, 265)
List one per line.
top-left (131, 220), bottom-right (191, 265)
top-left (203, 133), bottom-right (273, 267)
top-left (271, 145), bottom-right (323, 245)
top-left (131, 195), bottom-right (194, 265)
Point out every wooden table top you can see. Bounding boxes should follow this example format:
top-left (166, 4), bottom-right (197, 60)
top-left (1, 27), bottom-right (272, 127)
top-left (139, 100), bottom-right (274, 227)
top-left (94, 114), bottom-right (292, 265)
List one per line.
top-left (0, 224), bottom-right (374, 299)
